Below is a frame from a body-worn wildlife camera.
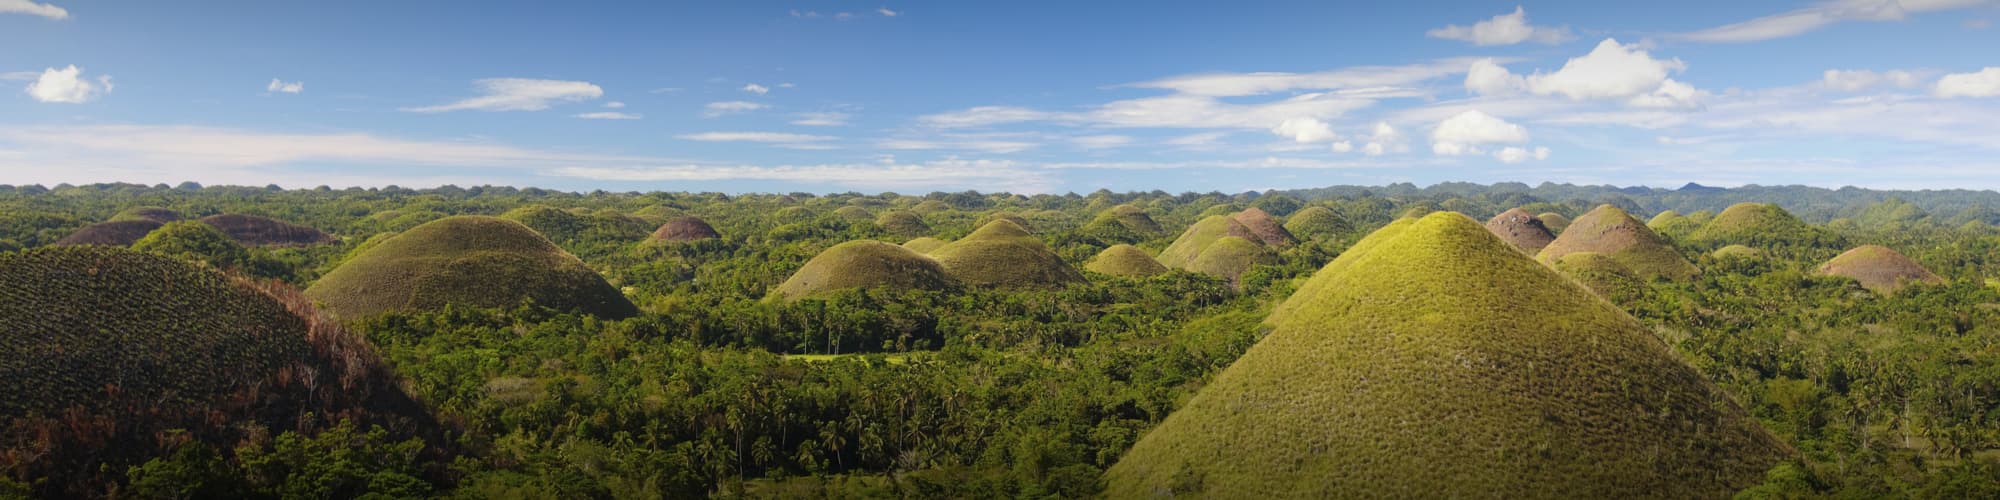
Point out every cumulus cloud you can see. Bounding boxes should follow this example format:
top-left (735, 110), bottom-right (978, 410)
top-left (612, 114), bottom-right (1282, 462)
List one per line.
top-left (266, 78), bottom-right (303, 94)
top-left (0, 0), bottom-right (67, 19)
top-left (676, 132), bottom-right (835, 142)
top-left (24, 65), bottom-right (111, 103)
top-left (1427, 6), bottom-right (1573, 46)
top-left (1627, 79), bottom-right (1706, 109)
top-left (551, 158), bottom-right (1058, 194)
top-left (791, 111), bottom-right (851, 126)
top-left (1126, 58), bottom-right (1490, 97)
top-left (1431, 110), bottom-right (1529, 155)
top-left (1677, 0), bottom-right (1994, 43)
top-left (742, 83), bottom-right (769, 95)
top-left (1527, 38), bottom-right (1687, 100)
top-left (1360, 122), bottom-right (1409, 156)
top-left (402, 78), bottom-right (602, 113)
top-left (1935, 67), bottom-right (2000, 97)
top-left (1823, 69), bottom-right (1922, 91)
top-left (703, 100), bottom-right (768, 117)
top-left (1494, 146), bottom-right (1551, 163)
top-left (1465, 58), bottom-right (1527, 95)
top-left (573, 112), bottom-right (642, 120)
top-left (1270, 118), bottom-right (1341, 143)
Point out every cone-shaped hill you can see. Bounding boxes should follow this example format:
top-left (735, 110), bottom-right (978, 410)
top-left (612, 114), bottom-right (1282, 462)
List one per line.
top-left (1817, 245), bottom-right (1944, 294)
top-left (928, 220), bottom-right (1083, 289)
top-left (200, 214), bottom-right (338, 246)
top-left (1187, 236), bottom-right (1274, 286)
top-left (1230, 207), bottom-right (1296, 247)
top-left (1085, 244), bottom-right (1167, 277)
top-left (875, 210), bottom-right (931, 236)
top-left (1686, 202), bottom-right (1816, 246)
top-left (1711, 244), bottom-right (1764, 260)
top-left (772, 241), bottom-right (957, 300)
top-left (503, 204), bottom-right (653, 243)
top-left (1647, 210), bottom-right (1700, 239)
top-left (1550, 252), bottom-right (1648, 302)
top-left (111, 206), bottom-right (184, 223)
top-left (1538, 204), bottom-right (1699, 281)
top-left (53, 219), bottom-right (163, 246)
top-left (1282, 206), bottom-right (1347, 239)
top-left (1105, 213), bottom-right (1789, 498)
top-left (651, 215), bottom-right (721, 241)
top-left (1485, 208), bottom-right (1556, 253)
top-left (901, 237), bottom-right (948, 254)
top-left (1537, 212), bottom-right (1571, 233)
top-left (1082, 204), bottom-right (1164, 240)
top-left (0, 246), bottom-right (436, 497)
top-left (306, 216), bottom-right (637, 319)
top-left (1157, 215), bottom-right (1256, 268)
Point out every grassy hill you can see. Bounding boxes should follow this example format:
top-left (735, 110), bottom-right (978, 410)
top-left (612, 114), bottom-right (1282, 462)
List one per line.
top-left (1485, 207), bottom-right (1556, 253)
top-left (306, 216), bottom-right (637, 318)
top-left (1817, 244), bottom-right (1945, 294)
top-left (1536, 212), bottom-right (1571, 234)
top-left (901, 237), bottom-right (948, 253)
top-left (1085, 244), bottom-right (1168, 277)
top-left (928, 220), bottom-right (1082, 289)
top-left (772, 240), bottom-right (957, 300)
top-left (53, 219), bottom-right (163, 246)
top-left (1537, 204), bottom-right (1700, 281)
top-left (1081, 204), bottom-right (1164, 242)
top-left (502, 204), bottom-right (654, 244)
top-left (1282, 206), bottom-right (1347, 239)
top-left (110, 206), bottom-right (184, 223)
top-left (874, 210), bottom-right (932, 237)
top-left (1646, 210), bottom-right (1699, 239)
top-left (1186, 236), bottom-right (1274, 286)
top-left (1686, 202), bottom-right (1822, 247)
top-left (1229, 207), bottom-right (1295, 247)
top-left (650, 215), bottom-right (722, 241)
top-left (1157, 215), bottom-right (1255, 268)
top-left (1550, 251), bottom-right (1647, 302)
top-left (199, 214), bottom-right (338, 246)
top-left (1105, 212), bottom-right (1789, 498)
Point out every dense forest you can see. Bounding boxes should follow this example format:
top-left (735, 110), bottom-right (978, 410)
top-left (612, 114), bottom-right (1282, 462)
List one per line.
top-left (2, 180), bottom-right (1998, 498)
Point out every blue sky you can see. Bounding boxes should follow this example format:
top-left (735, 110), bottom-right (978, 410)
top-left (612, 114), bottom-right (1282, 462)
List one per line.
top-left (3, 0), bottom-right (1998, 194)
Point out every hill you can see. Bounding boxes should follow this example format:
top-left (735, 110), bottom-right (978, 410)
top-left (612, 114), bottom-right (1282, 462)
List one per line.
top-left (306, 216), bottom-right (637, 318)
top-left (199, 214), bottom-right (338, 246)
top-left (1157, 215), bottom-right (1255, 268)
top-left (110, 206), bottom-right (184, 223)
top-left (1685, 202), bottom-right (1817, 246)
top-left (502, 204), bottom-right (653, 244)
top-left (771, 241), bottom-right (957, 300)
top-left (928, 220), bottom-right (1083, 289)
top-left (1081, 204), bottom-right (1164, 241)
top-left (901, 237), bottom-right (948, 253)
top-left (1484, 208), bottom-right (1556, 253)
top-left (52, 219), bottom-right (163, 246)
top-left (1104, 213), bottom-right (1789, 498)
top-left (1186, 236), bottom-right (1274, 286)
top-left (1711, 244), bottom-right (1764, 260)
top-left (1817, 245), bottom-right (1945, 294)
top-left (1549, 251), bottom-right (1647, 302)
top-left (875, 210), bottom-right (932, 237)
top-left (1281, 206), bottom-right (1347, 239)
top-left (1536, 212), bottom-right (1571, 233)
top-left (0, 246), bottom-right (436, 497)
top-left (1229, 207), bottom-right (1296, 247)
top-left (1646, 210), bottom-right (1699, 239)
top-left (1537, 204), bottom-right (1699, 281)
top-left (651, 216), bottom-right (722, 241)
top-left (1084, 244), bottom-right (1167, 277)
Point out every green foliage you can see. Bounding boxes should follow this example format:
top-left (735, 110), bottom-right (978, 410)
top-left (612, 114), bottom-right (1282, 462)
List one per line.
top-left (132, 220), bottom-right (259, 274)
top-left (1280, 206), bottom-right (1346, 240)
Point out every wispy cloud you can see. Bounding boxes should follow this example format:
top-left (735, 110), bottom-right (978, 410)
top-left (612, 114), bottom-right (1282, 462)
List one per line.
top-left (1426, 6), bottom-right (1573, 46)
top-left (791, 112), bottom-right (851, 126)
top-left (574, 112), bottom-right (642, 120)
top-left (878, 7), bottom-right (899, 17)
top-left (1675, 0), bottom-right (1994, 43)
top-left (703, 100), bottom-right (767, 117)
top-left (266, 78), bottom-right (304, 94)
top-left (550, 159), bottom-right (1057, 194)
top-left (402, 78), bottom-right (602, 113)
top-left (742, 83), bottom-right (770, 95)
top-left (0, 0), bottom-right (68, 20)
top-left (676, 132), bottom-right (834, 142)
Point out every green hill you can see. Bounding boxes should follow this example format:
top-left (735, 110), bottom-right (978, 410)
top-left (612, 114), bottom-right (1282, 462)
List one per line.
top-left (928, 220), bottom-right (1082, 289)
top-left (1550, 251), bottom-right (1647, 302)
top-left (503, 204), bottom-right (653, 244)
top-left (651, 216), bottom-right (722, 241)
top-left (53, 219), bottom-right (162, 246)
top-left (1817, 245), bottom-right (1945, 294)
top-left (1229, 207), bottom-right (1296, 247)
top-left (132, 220), bottom-right (253, 271)
top-left (1484, 207), bottom-right (1556, 253)
top-left (974, 212), bottom-right (1032, 232)
top-left (1711, 244), bottom-right (1764, 260)
top-left (1647, 210), bottom-right (1699, 239)
top-left (1084, 244), bottom-right (1167, 277)
top-left (1186, 236), bottom-right (1274, 286)
top-left (1282, 206), bottom-right (1347, 239)
top-left (875, 210), bottom-right (932, 237)
top-left (1081, 204), bottom-right (1164, 241)
top-left (1265, 217), bottom-right (1418, 327)
top-left (1686, 203), bottom-right (1817, 246)
top-left (110, 206), bottom-right (184, 223)
top-left (1538, 204), bottom-right (1699, 281)
top-left (833, 206), bottom-right (874, 221)
top-left (306, 216), bottom-right (637, 318)
top-left (901, 237), bottom-right (948, 254)
top-left (0, 246), bottom-right (434, 497)
top-left (772, 241), bottom-right (957, 300)
top-left (1157, 215), bottom-right (1255, 268)
top-left (1105, 212), bottom-right (1789, 498)
top-left (1536, 212), bottom-right (1571, 234)
top-left (199, 214), bottom-right (338, 246)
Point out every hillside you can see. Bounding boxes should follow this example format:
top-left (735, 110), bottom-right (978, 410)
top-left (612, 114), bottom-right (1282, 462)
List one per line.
top-left (1157, 215), bottom-right (1255, 268)
top-left (1186, 236), bottom-right (1274, 286)
top-left (651, 215), bottom-right (722, 241)
top-left (901, 237), bottom-right (948, 253)
top-left (1536, 212), bottom-right (1571, 233)
top-left (52, 219), bottom-right (163, 246)
top-left (1537, 204), bottom-right (1700, 281)
top-left (199, 214), bottom-right (338, 246)
top-left (1817, 245), bottom-right (1946, 294)
top-left (306, 216), bottom-right (637, 318)
top-left (772, 241), bottom-right (957, 300)
top-left (1282, 206), bottom-right (1346, 239)
top-left (928, 220), bottom-right (1083, 288)
top-left (874, 210), bottom-right (932, 237)
top-left (1085, 244), bottom-right (1168, 277)
top-left (1484, 207), bottom-right (1556, 253)
top-left (1686, 202), bottom-right (1820, 247)
top-left (1229, 207), bottom-right (1295, 247)
top-left (1105, 212), bottom-right (1789, 498)
top-left (502, 204), bottom-right (654, 244)
top-left (110, 206), bottom-right (184, 223)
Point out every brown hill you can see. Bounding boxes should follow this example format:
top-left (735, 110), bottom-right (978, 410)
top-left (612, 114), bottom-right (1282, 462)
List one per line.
top-left (1817, 245), bottom-right (1945, 294)
top-left (111, 206), bottom-right (184, 223)
top-left (53, 220), bottom-right (163, 246)
top-left (1484, 208), bottom-right (1556, 253)
top-left (771, 241), bottom-right (957, 300)
top-left (1537, 205), bottom-right (1699, 281)
top-left (1157, 215), bottom-right (1256, 268)
top-left (1229, 207), bottom-right (1295, 247)
top-left (200, 214), bottom-right (338, 246)
top-left (651, 216), bottom-right (721, 241)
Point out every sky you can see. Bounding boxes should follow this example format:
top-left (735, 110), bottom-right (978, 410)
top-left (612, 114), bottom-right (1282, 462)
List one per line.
top-left (3, 0), bottom-right (1998, 195)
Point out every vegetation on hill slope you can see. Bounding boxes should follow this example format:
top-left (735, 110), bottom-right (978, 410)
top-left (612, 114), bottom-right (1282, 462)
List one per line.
top-left (1186, 236), bottom-right (1274, 287)
top-left (1537, 212), bottom-right (1571, 233)
top-left (1282, 206), bottom-right (1347, 240)
top-left (874, 210), bottom-right (932, 237)
top-left (199, 214), bottom-right (338, 246)
top-left (1085, 244), bottom-right (1168, 277)
top-left (1105, 212), bottom-right (1789, 498)
top-left (1485, 207), bottom-right (1556, 253)
top-left (306, 216), bottom-right (637, 319)
top-left (502, 204), bottom-right (653, 246)
top-left (1647, 210), bottom-right (1700, 239)
top-left (772, 241), bottom-right (957, 300)
top-left (901, 237), bottom-right (948, 254)
top-left (651, 215), bottom-right (722, 241)
top-left (1686, 202), bottom-right (1833, 248)
top-left (1228, 207), bottom-right (1295, 247)
top-left (53, 219), bottom-right (163, 246)
top-left (1550, 251), bottom-right (1647, 302)
top-left (1538, 204), bottom-right (1700, 281)
top-left (928, 220), bottom-right (1083, 288)
top-left (110, 206), bottom-right (184, 223)
top-left (1157, 215), bottom-right (1254, 268)
top-left (1816, 245), bottom-right (1945, 294)
top-left (1081, 204), bottom-right (1164, 243)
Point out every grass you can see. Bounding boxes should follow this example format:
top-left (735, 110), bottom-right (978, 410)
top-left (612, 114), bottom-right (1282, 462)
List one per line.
top-left (1157, 215), bottom-right (1254, 268)
top-left (1187, 236), bottom-right (1273, 287)
top-left (874, 210), bottom-right (932, 237)
top-left (1230, 207), bottom-right (1296, 247)
top-left (1711, 244), bottom-right (1765, 260)
top-left (305, 215), bottom-right (637, 319)
top-left (771, 240), bottom-right (958, 300)
top-left (1646, 210), bottom-right (1699, 239)
top-left (1817, 244), bottom-right (1944, 294)
top-left (503, 204), bottom-right (653, 244)
top-left (1484, 207), bottom-right (1556, 253)
top-left (53, 219), bottom-right (163, 246)
top-left (1686, 202), bottom-right (1813, 246)
top-left (1536, 212), bottom-right (1571, 234)
top-left (928, 220), bottom-right (1083, 289)
top-left (650, 215), bottom-right (722, 241)
top-left (1082, 204), bottom-right (1164, 242)
top-left (1550, 251), bottom-right (1646, 302)
top-left (1282, 206), bottom-right (1346, 239)
top-left (1085, 244), bottom-right (1168, 277)
top-left (110, 206), bottom-right (184, 223)
top-left (901, 237), bottom-right (948, 253)
top-left (833, 206), bottom-right (874, 221)
top-left (199, 214), bottom-right (338, 246)
top-left (1107, 212), bottom-right (1790, 498)
top-left (1536, 204), bottom-right (1699, 281)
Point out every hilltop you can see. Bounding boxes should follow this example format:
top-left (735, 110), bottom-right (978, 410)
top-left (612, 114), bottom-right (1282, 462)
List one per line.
top-left (110, 206), bottom-right (184, 223)
top-left (772, 241), bottom-right (957, 300)
top-left (1105, 213), bottom-right (1789, 498)
top-left (875, 210), bottom-right (932, 237)
top-left (928, 220), bottom-right (1083, 288)
top-left (1538, 204), bottom-right (1699, 281)
top-left (1229, 207), bottom-right (1296, 247)
top-left (53, 219), bottom-right (163, 246)
top-left (901, 237), bottom-right (948, 253)
top-left (1686, 202), bottom-right (1820, 247)
top-left (1817, 245), bottom-right (1945, 294)
top-left (1536, 212), bottom-right (1571, 233)
top-left (651, 215), bottom-right (722, 241)
top-left (502, 205), bottom-right (654, 244)
top-left (1157, 215), bottom-right (1255, 268)
top-left (306, 216), bottom-right (637, 318)
top-left (1085, 244), bottom-right (1168, 277)
top-left (1187, 236), bottom-right (1274, 287)
top-left (200, 214), bottom-right (338, 246)
top-left (1484, 208), bottom-right (1556, 253)
top-left (1081, 204), bottom-right (1164, 242)
top-left (1282, 206), bottom-right (1347, 239)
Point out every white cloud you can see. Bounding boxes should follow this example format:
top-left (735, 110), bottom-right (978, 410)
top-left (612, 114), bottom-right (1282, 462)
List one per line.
top-left (1164, 131), bottom-right (1231, 148)
top-left (1072, 135), bottom-right (1133, 149)
top-left (574, 112), bottom-right (642, 120)
top-left (1360, 121), bottom-right (1408, 156)
top-left (742, 83), bottom-right (770, 95)
top-left (1331, 141), bottom-right (1354, 153)
top-left (878, 135), bottom-right (1038, 154)
top-left (918, 106), bottom-right (1067, 127)
top-left (1494, 146), bottom-right (1551, 163)
top-left (24, 65), bottom-right (111, 104)
top-left (1526, 38), bottom-right (1687, 100)
top-left (1822, 69), bottom-right (1922, 91)
top-left (603, 101), bottom-right (625, 108)
top-left (1126, 57), bottom-right (1492, 97)
top-left (552, 159), bottom-right (1057, 194)
top-left (402, 78), bottom-right (602, 113)
top-left (676, 132), bottom-right (834, 142)
top-left (0, 0), bottom-right (67, 19)
top-left (1426, 6), bottom-right (1573, 46)
top-left (1270, 118), bottom-right (1341, 143)
top-left (1677, 0), bottom-right (1994, 43)
top-left (1465, 58), bottom-right (1526, 95)
top-left (1431, 110), bottom-right (1529, 155)
top-left (791, 111), bottom-right (851, 126)
top-left (1627, 79), bottom-right (1706, 109)
top-left (703, 100), bottom-right (768, 117)
top-left (266, 78), bottom-right (304, 94)
top-left (1935, 67), bottom-right (2000, 97)
top-left (0, 71), bottom-right (38, 81)
top-left (878, 7), bottom-right (899, 17)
